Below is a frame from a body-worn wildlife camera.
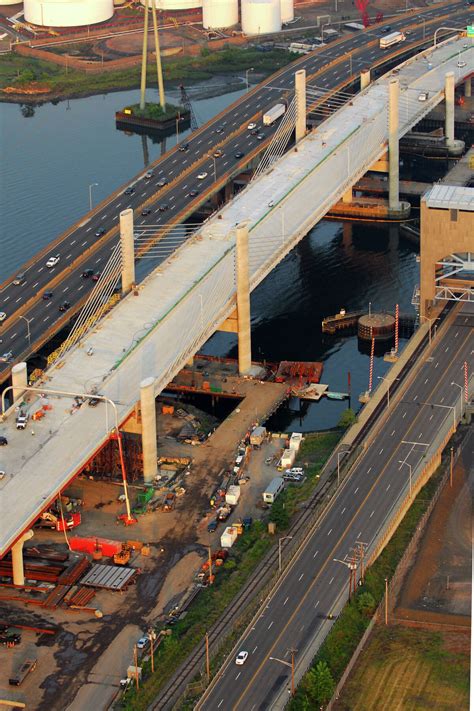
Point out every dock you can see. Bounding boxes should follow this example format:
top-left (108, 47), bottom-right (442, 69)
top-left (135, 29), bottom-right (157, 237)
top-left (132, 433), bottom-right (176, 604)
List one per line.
top-left (322, 310), bottom-right (363, 334)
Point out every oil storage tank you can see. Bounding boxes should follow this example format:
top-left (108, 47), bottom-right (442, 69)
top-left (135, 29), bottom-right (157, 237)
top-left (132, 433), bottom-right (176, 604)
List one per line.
top-left (202, 0), bottom-right (238, 29)
top-left (241, 0), bottom-right (281, 35)
top-left (24, 0), bottom-right (114, 26)
top-left (140, 0), bottom-right (202, 9)
top-left (280, 0), bottom-right (293, 23)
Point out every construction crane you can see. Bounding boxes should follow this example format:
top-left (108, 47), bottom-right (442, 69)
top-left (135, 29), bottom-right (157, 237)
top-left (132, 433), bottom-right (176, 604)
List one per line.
top-left (179, 84), bottom-right (199, 132)
top-left (355, 0), bottom-right (383, 27)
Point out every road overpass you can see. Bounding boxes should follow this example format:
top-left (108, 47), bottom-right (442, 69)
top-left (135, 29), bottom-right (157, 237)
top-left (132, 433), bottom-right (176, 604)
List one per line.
top-left (0, 1), bottom-right (470, 386)
top-left (0, 32), bottom-right (471, 563)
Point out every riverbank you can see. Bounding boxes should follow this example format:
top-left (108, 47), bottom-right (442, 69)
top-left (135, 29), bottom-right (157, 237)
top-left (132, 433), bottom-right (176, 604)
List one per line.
top-left (0, 47), bottom-right (293, 105)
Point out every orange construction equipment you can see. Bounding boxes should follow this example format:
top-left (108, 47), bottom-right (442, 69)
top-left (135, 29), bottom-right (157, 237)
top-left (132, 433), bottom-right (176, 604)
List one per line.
top-left (114, 544), bottom-right (132, 565)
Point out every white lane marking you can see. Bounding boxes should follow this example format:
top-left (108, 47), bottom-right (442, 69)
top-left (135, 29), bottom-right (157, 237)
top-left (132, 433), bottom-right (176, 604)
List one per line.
top-left (424, 378), bottom-right (428, 384)
top-left (379, 448), bottom-right (384, 455)
top-left (78, 285), bottom-right (84, 291)
top-left (403, 411), bottom-right (407, 418)
top-left (413, 395), bottom-right (418, 401)
top-left (298, 573), bottom-right (304, 581)
top-left (45, 301), bottom-right (52, 308)
top-left (386, 483), bottom-right (391, 491)
top-left (235, 672), bottom-right (241, 680)
top-left (268, 620), bottom-right (274, 629)
top-left (445, 346), bottom-right (449, 352)
top-left (283, 596), bottom-right (289, 605)
top-left (454, 331), bottom-right (459, 338)
top-left (418, 432), bottom-right (423, 439)
top-left (440, 396), bottom-right (444, 403)
top-left (354, 486), bottom-right (359, 494)
top-left (70, 240), bottom-right (76, 245)
top-left (15, 297), bottom-right (21, 303)
top-left (367, 466), bottom-right (372, 474)
top-left (329, 577), bottom-right (334, 585)
top-left (341, 507), bottom-right (346, 514)
top-left (370, 510), bottom-right (375, 518)
top-left (313, 550), bottom-right (319, 558)
top-left (32, 282), bottom-right (38, 288)
top-left (38, 267), bottom-right (44, 272)
top-left (66, 254), bottom-right (72, 259)
top-left (81, 241), bottom-right (87, 246)
top-left (429, 414), bottom-right (434, 421)
top-left (357, 531), bottom-right (362, 538)
top-left (10, 332), bottom-right (17, 339)
top-left (435, 361), bottom-right (439, 368)
top-left (252, 646), bottom-right (258, 654)
top-left (116, 202), bottom-right (121, 208)
top-left (327, 528), bottom-right (332, 536)
top-left (391, 430), bottom-right (395, 437)
top-left (314, 600), bottom-right (320, 608)
top-left (63, 287), bottom-right (69, 293)
top-left (101, 214), bottom-right (108, 220)
top-left (217, 699), bottom-right (224, 708)
top-left (3, 296), bottom-right (9, 302)
top-left (43, 316), bottom-right (50, 322)
top-left (95, 258), bottom-right (101, 264)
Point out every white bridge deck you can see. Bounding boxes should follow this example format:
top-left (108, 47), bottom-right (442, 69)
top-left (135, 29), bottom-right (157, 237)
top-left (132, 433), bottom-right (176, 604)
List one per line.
top-left (0, 38), bottom-right (471, 555)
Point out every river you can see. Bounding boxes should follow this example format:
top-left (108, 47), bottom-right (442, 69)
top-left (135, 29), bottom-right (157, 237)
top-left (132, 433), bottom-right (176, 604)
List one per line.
top-left (0, 84), bottom-right (423, 431)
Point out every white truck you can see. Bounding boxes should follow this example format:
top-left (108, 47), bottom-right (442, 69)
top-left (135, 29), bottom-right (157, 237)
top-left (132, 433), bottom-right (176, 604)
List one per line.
top-left (16, 410), bottom-right (28, 430)
top-left (380, 31), bottom-right (405, 49)
top-left (263, 103), bottom-right (286, 126)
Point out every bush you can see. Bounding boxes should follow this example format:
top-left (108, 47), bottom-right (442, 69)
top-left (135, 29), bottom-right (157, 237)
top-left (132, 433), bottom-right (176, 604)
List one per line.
top-left (337, 408), bottom-right (357, 429)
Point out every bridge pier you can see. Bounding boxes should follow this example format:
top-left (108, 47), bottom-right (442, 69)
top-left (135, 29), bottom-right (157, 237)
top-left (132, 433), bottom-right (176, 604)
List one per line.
top-left (295, 69), bottom-right (306, 143)
top-left (388, 78), bottom-right (401, 214)
top-left (11, 362), bottom-right (28, 403)
top-left (140, 377), bottom-right (158, 483)
top-left (465, 78), bottom-right (471, 98)
top-left (11, 530), bottom-right (34, 587)
top-left (360, 69), bottom-right (371, 90)
top-left (444, 71), bottom-right (455, 148)
top-left (120, 209), bottom-right (135, 295)
top-left (236, 223), bottom-right (252, 375)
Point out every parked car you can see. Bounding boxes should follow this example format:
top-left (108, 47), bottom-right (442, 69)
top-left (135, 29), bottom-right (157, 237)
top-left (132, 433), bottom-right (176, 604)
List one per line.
top-left (457, 60), bottom-right (467, 68)
top-left (0, 312), bottom-right (6, 322)
top-left (59, 301), bottom-right (71, 312)
top-left (207, 519), bottom-right (218, 533)
top-left (88, 397), bottom-right (101, 407)
top-left (215, 127), bottom-right (224, 134)
top-left (46, 255), bottom-right (60, 268)
top-left (197, 172), bottom-right (208, 180)
top-left (141, 208), bottom-right (151, 216)
top-left (136, 637), bottom-right (149, 650)
top-left (256, 133), bottom-right (265, 141)
top-left (95, 227), bottom-right (106, 237)
top-left (0, 436), bottom-right (8, 446)
top-left (418, 92), bottom-right (429, 102)
top-left (42, 291), bottom-right (53, 300)
top-left (235, 650), bottom-right (248, 665)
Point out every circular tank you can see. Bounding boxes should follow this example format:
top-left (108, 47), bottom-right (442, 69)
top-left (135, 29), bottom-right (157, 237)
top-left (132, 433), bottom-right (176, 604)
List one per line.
top-left (140, 0), bottom-right (202, 9)
top-left (24, 0), bottom-right (114, 26)
top-left (241, 0), bottom-right (281, 36)
top-left (280, 0), bottom-right (293, 23)
top-left (358, 313), bottom-right (395, 342)
top-left (202, 0), bottom-right (238, 29)
top-left (2, 0), bottom-right (22, 5)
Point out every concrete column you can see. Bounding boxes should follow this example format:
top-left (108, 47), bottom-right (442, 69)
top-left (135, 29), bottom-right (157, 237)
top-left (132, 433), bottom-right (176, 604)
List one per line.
top-left (236, 223), bottom-right (252, 375)
top-left (295, 69), bottom-right (306, 143)
top-left (360, 69), bottom-right (371, 90)
top-left (120, 209), bottom-right (135, 295)
top-left (445, 71), bottom-right (455, 147)
top-left (11, 530), bottom-right (34, 587)
top-left (388, 78), bottom-right (401, 212)
top-left (140, 377), bottom-right (157, 483)
top-left (11, 362), bottom-right (27, 403)
top-left (342, 188), bottom-right (352, 204)
top-left (465, 78), bottom-right (471, 98)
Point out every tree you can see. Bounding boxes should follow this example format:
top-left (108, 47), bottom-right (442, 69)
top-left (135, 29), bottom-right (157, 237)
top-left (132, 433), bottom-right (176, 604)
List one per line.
top-left (337, 407), bottom-right (356, 429)
top-left (356, 591), bottom-right (376, 617)
top-left (306, 661), bottom-right (335, 704)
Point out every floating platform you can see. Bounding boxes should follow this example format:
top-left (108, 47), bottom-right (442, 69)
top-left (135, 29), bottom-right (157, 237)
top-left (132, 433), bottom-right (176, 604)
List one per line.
top-left (326, 196), bottom-right (411, 222)
top-left (275, 360), bottom-right (323, 385)
top-left (322, 309), bottom-right (363, 334)
top-left (292, 383), bottom-right (349, 401)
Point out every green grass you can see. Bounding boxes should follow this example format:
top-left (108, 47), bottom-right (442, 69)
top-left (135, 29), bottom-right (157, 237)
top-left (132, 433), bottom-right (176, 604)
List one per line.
top-left (287, 462), bottom-right (452, 710)
top-left (0, 47), bottom-right (294, 100)
top-left (121, 101), bottom-right (184, 121)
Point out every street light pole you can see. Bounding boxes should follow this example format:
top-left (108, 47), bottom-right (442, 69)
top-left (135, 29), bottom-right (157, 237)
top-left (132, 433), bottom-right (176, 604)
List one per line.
top-left (450, 381), bottom-right (464, 405)
top-left (89, 182), bottom-right (98, 211)
top-left (377, 375), bottom-right (399, 408)
top-left (18, 315), bottom-right (33, 347)
top-left (269, 649), bottom-right (296, 696)
top-left (245, 67), bottom-right (254, 92)
top-left (278, 535), bottom-right (293, 573)
top-left (398, 460), bottom-right (412, 497)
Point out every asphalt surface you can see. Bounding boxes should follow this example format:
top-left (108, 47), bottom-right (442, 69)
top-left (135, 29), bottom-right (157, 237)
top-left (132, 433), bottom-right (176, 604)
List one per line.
top-left (0, 2), bottom-right (468, 382)
top-left (198, 303), bottom-right (474, 710)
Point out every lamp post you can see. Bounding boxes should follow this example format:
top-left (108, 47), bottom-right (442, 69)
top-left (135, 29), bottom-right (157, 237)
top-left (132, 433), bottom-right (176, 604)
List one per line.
top-left (398, 459), bottom-right (412, 497)
top-left (450, 381), bottom-right (464, 405)
top-left (377, 375), bottom-right (399, 408)
top-left (245, 67), bottom-right (254, 92)
top-left (418, 401), bottom-right (456, 430)
top-left (278, 535), bottom-right (293, 573)
top-left (337, 449), bottom-right (350, 487)
top-left (18, 315), bottom-right (33, 347)
top-left (1, 384), bottom-right (133, 522)
top-left (88, 182), bottom-right (98, 211)
top-left (206, 154), bottom-right (217, 182)
top-left (420, 315), bottom-right (438, 344)
top-left (269, 649), bottom-right (296, 696)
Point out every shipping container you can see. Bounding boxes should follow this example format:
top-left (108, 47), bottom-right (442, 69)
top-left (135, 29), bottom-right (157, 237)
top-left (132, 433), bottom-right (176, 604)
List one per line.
top-left (221, 526), bottom-right (238, 548)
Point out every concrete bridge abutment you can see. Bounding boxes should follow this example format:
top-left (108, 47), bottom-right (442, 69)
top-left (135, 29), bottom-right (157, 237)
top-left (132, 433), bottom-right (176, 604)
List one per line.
top-left (140, 377), bottom-right (158, 483)
top-left (360, 69), bottom-right (371, 90)
top-left (295, 69), bottom-right (306, 143)
top-left (120, 209), bottom-right (135, 295)
top-left (11, 362), bottom-right (28, 404)
top-left (12, 530), bottom-right (34, 586)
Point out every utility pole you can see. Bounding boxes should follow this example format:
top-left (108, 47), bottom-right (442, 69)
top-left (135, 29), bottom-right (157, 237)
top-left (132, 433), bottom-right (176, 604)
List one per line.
top-left (208, 545), bottom-right (213, 584)
top-left (384, 578), bottom-right (388, 625)
top-left (450, 446), bottom-right (454, 487)
top-left (134, 644), bottom-right (139, 689)
top-left (290, 647), bottom-right (296, 697)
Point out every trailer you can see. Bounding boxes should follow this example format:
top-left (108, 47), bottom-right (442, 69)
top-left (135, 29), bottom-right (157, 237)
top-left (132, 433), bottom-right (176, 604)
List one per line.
top-left (9, 657), bottom-right (37, 686)
top-left (263, 103), bottom-right (286, 126)
top-left (225, 485), bottom-right (241, 506)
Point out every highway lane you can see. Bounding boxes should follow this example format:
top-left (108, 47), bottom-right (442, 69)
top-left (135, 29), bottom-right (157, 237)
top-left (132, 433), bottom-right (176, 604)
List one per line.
top-left (0, 2), bottom-right (468, 374)
top-left (200, 305), bottom-right (474, 709)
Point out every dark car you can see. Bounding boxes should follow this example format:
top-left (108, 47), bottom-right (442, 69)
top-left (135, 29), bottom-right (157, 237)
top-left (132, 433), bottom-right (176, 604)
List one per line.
top-left (95, 227), bottom-right (106, 237)
top-left (82, 269), bottom-right (94, 278)
top-left (207, 519), bottom-right (218, 533)
top-left (59, 301), bottom-right (71, 312)
top-left (178, 143), bottom-right (189, 152)
top-left (382, 25), bottom-right (391, 33)
top-left (159, 204), bottom-right (169, 212)
top-left (157, 178), bottom-right (168, 188)
top-left (251, 129), bottom-right (259, 136)
top-left (42, 291), bottom-right (53, 300)
top-left (189, 189), bottom-right (199, 197)
top-left (88, 397), bottom-right (101, 407)
top-left (0, 436), bottom-right (7, 446)
top-left (92, 272), bottom-right (101, 282)
top-left (234, 151), bottom-right (244, 159)
top-left (141, 208), bottom-right (152, 216)
top-left (215, 127), bottom-right (224, 134)
top-left (124, 186), bottom-right (135, 195)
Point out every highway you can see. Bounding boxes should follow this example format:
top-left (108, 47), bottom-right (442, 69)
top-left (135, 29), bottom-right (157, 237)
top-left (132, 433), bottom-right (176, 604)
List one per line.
top-left (198, 303), bottom-right (474, 710)
top-left (0, 1), bottom-right (469, 384)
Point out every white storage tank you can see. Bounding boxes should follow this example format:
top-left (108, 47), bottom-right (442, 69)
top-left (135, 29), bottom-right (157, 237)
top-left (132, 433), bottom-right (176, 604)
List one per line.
top-left (24, 0), bottom-right (114, 26)
top-left (241, 0), bottom-right (281, 36)
top-left (2, 0), bottom-right (21, 5)
top-left (203, 0), bottom-right (238, 28)
top-left (280, 0), bottom-right (293, 23)
top-left (140, 0), bottom-right (202, 9)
